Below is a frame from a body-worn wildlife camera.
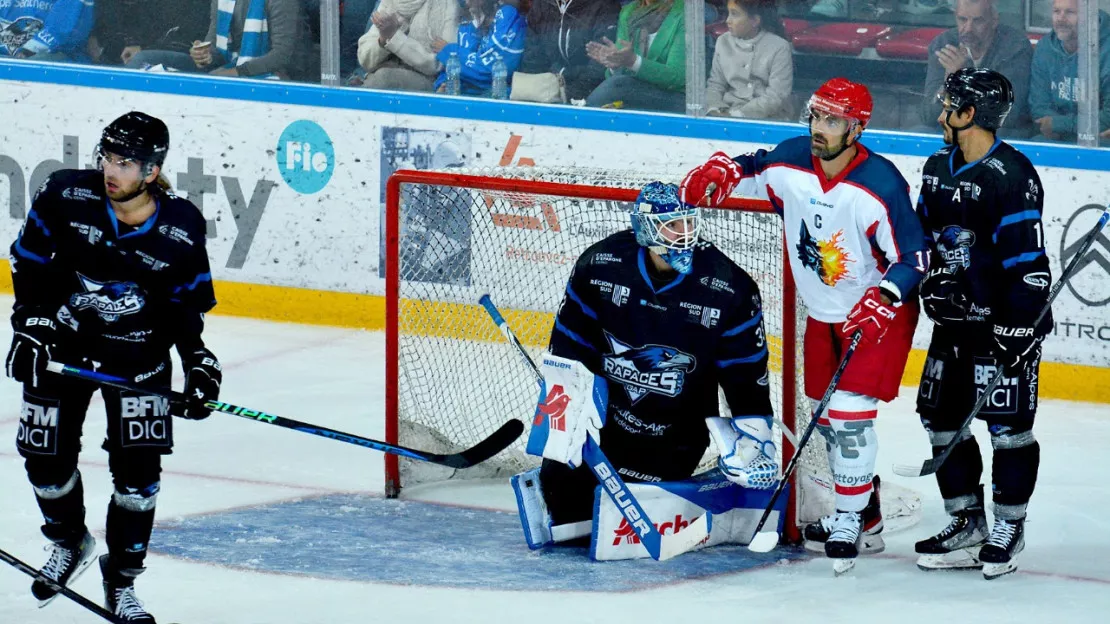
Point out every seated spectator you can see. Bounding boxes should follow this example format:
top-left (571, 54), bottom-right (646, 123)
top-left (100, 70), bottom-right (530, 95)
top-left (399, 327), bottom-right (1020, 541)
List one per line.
top-left (0, 0), bottom-right (94, 62)
top-left (705, 0), bottom-right (793, 120)
top-left (88, 0), bottom-right (210, 66)
top-left (432, 0), bottom-right (527, 95)
top-left (1029, 0), bottom-right (1110, 141)
top-left (920, 0), bottom-right (1033, 133)
top-left (357, 0), bottom-right (460, 92)
top-left (126, 0), bottom-right (312, 81)
top-left (517, 0), bottom-right (620, 103)
top-left (585, 0), bottom-right (685, 113)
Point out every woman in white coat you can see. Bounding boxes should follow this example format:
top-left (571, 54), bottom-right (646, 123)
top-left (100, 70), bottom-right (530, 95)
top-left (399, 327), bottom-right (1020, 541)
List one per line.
top-left (357, 0), bottom-right (461, 92)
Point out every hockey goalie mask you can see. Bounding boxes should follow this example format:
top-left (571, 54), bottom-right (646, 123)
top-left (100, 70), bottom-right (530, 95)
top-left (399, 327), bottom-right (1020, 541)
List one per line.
top-left (630, 181), bottom-right (701, 275)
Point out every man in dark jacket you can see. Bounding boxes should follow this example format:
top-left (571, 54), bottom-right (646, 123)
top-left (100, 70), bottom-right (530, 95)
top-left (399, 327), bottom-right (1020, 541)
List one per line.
top-left (919, 0), bottom-right (1033, 134)
top-left (89, 0), bottom-right (210, 66)
top-left (518, 0), bottom-right (621, 101)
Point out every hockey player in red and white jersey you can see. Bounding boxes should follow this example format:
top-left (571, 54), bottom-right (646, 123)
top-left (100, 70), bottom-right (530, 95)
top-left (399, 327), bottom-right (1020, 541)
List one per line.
top-left (681, 78), bottom-right (929, 568)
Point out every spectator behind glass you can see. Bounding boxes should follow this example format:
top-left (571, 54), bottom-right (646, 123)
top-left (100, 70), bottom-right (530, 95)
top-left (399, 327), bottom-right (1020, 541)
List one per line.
top-left (517, 0), bottom-right (620, 102)
top-left (1030, 0), bottom-right (1110, 141)
top-left (706, 0), bottom-right (793, 120)
top-left (585, 0), bottom-right (685, 113)
top-left (88, 0), bottom-right (210, 66)
top-left (126, 0), bottom-right (311, 80)
top-left (0, 0), bottom-right (94, 62)
top-left (920, 0), bottom-right (1033, 134)
top-left (433, 0), bottom-right (527, 95)
top-left (357, 0), bottom-right (460, 92)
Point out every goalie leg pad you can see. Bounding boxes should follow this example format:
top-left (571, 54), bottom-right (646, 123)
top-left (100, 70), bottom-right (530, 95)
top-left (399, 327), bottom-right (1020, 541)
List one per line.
top-left (512, 468), bottom-right (553, 549)
top-left (820, 391), bottom-right (879, 513)
top-left (511, 468), bottom-right (591, 549)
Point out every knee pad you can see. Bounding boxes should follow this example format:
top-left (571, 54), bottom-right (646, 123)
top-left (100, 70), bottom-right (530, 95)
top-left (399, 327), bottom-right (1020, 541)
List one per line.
top-left (31, 469), bottom-right (80, 500)
top-left (988, 425), bottom-right (1036, 450)
top-left (111, 481), bottom-right (160, 513)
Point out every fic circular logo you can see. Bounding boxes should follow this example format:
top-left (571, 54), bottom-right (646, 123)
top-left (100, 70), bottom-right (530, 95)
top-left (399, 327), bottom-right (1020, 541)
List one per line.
top-left (276, 120), bottom-right (334, 194)
top-left (1060, 204), bottom-right (1110, 307)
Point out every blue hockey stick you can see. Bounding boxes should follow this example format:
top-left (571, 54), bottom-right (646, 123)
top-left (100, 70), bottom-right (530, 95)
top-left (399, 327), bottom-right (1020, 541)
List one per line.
top-left (478, 294), bottom-right (709, 561)
top-left (44, 362), bottom-right (522, 469)
top-left (893, 207), bottom-right (1110, 478)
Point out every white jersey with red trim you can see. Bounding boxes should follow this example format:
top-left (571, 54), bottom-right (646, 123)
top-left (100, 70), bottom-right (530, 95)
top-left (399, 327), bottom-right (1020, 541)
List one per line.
top-left (730, 136), bottom-right (929, 322)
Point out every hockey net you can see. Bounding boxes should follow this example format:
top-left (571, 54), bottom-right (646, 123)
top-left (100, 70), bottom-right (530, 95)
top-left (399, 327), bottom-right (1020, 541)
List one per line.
top-left (384, 167), bottom-right (921, 543)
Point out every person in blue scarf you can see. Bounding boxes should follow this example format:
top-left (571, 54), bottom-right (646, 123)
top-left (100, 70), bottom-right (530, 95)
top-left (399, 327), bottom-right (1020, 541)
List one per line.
top-left (433, 0), bottom-right (527, 95)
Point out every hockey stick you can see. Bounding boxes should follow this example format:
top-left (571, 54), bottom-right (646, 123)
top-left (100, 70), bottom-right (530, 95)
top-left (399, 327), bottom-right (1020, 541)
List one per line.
top-left (0, 546), bottom-right (125, 624)
top-left (45, 361), bottom-right (523, 469)
top-left (477, 294), bottom-right (709, 561)
top-left (748, 330), bottom-right (863, 553)
top-left (893, 207), bottom-right (1110, 478)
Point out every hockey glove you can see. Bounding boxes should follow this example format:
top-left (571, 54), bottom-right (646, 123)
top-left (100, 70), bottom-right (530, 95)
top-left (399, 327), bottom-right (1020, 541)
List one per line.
top-left (5, 306), bottom-right (60, 387)
top-left (679, 151), bottom-right (743, 207)
top-left (525, 353), bottom-right (607, 469)
top-left (992, 324), bottom-right (1040, 371)
top-left (920, 266), bottom-right (968, 325)
top-left (843, 286), bottom-right (898, 345)
top-left (706, 416), bottom-right (778, 490)
top-left (180, 347), bottom-right (222, 420)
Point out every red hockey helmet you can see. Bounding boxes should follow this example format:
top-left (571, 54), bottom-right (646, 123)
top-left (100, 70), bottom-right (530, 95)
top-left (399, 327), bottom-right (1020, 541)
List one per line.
top-left (805, 78), bottom-right (874, 129)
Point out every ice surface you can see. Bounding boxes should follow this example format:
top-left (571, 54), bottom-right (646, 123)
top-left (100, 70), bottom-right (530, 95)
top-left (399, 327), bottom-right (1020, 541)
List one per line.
top-left (1, 296), bottom-right (1107, 623)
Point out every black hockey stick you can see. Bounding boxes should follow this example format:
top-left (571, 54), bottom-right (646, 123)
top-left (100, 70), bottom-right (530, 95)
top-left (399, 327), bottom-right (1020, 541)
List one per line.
top-left (748, 330), bottom-right (863, 553)
top-left (0, 546), bottom-right (125, 624)
top-left (45, 362), bottom-right (523, 469)
top-left (478, 294), bottom-right (710, 561)
top-left (893, 207), bottom-right (1110, 478)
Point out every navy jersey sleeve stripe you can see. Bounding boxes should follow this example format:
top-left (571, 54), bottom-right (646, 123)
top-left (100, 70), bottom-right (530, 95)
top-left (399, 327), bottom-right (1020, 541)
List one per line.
top-left (993, 210), bottom-right (1041, 242)
top-left (171, 272), bottom-right (213, 294)
top-left (565, 283), bottom-right (598, 320)
top-left (13, 239), bottom-right (50, 264)
top-left (722, 311), bottom-right (762, 337)
top-left (717, 346), bottom-right (768, 367)
top-left (1000, 249), bottom-right (1046, 269)
top-left (553, 318), bottom-right (597, 351)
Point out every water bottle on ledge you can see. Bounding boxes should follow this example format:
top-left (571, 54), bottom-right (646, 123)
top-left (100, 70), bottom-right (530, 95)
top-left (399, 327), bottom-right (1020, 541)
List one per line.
top-left (491, 56), bottom-right (508, 100)
top-left (446, 52), bottom-right (461, 96)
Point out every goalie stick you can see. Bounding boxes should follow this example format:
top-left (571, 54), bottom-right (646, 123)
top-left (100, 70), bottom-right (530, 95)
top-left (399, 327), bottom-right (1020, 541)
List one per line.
top-left (478, 294), bottom-right (709, 561)
top-left (893, 207), bottom-right (1110, 478)
top-left (0, 546), bottom-right (126, 624)
top-left (45, 362), bottom-right (523, 470)
top-left (748, 330), bottom-right (863, 553)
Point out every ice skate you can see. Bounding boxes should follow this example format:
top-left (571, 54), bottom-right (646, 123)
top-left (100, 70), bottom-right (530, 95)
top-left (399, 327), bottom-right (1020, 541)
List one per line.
top-left (32, 531), bottom-right (96, 607)
top-left (980, 517), bottom-right (1025, 580)
top-left (804, 475), bottom-right (885, 555)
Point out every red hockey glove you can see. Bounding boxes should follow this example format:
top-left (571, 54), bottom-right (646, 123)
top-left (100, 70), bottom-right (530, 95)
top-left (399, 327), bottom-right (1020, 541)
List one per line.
top-left (680, 152), bottom-right (743, 207)
top-left (843, 287), bottom-right (898, 345)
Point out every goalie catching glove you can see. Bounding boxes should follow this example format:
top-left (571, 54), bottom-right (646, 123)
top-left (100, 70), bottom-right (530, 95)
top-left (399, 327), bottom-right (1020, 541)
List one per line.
top-left (525, 353), bottom-right (607, 469)
top-left (706, 416), bottom-right (778, 490)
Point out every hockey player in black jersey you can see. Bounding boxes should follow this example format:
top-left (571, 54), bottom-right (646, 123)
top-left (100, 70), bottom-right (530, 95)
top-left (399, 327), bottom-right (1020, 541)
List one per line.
top-left (914, 69), bottom-right (1051, 580)
top-left (7, 112), bottom-right (220, 622)
top-left (510, 181), bottom-right (777, 549)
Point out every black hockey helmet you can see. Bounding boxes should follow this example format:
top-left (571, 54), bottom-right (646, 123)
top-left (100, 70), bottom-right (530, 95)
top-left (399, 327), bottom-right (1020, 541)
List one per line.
top-left (98, 112), bottom-right (170, 171)
top-left (939, 68), bottom-right (1014, 131)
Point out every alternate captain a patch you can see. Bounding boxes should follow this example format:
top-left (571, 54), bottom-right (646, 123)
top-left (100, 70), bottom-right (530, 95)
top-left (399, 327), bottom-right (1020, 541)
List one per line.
top-left (601, 332), bottom-right (696, 404)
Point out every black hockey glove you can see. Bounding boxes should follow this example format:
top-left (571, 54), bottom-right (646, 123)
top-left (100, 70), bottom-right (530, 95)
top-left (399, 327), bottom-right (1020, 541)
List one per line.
top-left (5, 306), bottom-right (60, 387)
top-left (920, 266), bottom-right (968, 325)
top-left (992, 324), bottom-right (1040, 371)
top-left (180, 347), bottom-right (222, 420)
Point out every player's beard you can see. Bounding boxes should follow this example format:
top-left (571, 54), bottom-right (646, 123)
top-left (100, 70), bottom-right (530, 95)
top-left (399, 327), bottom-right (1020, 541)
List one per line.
top-left (810, 132), bottom-right (848, 161)
top-left (941, 122), bottom-right (956, 145)
top-left (104, 175), bottom-right (148, 203)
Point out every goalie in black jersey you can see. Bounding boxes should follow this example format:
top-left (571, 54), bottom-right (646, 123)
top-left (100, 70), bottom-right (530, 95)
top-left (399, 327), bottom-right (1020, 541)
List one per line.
top-left (510, 181), bottom-right (778, 553)
top-left (7, 112), bottom-right (220, 622)
top-left (914, 68), bottom-right (1051, 580)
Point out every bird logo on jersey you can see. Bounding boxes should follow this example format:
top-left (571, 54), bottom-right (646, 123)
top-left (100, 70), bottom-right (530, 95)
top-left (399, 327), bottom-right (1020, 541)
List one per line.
top-left (796, 221), bottom-right (853, 286)
top-left (601, 332), bottom-right (696, 404)
top-left (936, 225), bottom-right (976, 269)
top-left (69, 274), bottom-right (147, 323)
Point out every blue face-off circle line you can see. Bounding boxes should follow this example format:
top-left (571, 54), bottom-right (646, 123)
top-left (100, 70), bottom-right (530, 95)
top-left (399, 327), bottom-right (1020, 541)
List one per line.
top-left (149, 493), bottom-right (808, 592)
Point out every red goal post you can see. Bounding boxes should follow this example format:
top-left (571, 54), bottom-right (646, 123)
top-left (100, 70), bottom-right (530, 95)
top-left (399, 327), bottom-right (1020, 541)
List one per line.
top-left (383, 167), bottom-right (806, 542)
